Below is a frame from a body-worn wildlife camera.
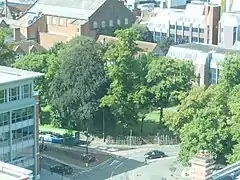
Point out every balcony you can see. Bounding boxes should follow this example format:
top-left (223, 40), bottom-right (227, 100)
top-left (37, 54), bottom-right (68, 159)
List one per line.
top-left (12, 119), bottom-right (34, 131)
top-left (12, 135), bottom-right (34, 150)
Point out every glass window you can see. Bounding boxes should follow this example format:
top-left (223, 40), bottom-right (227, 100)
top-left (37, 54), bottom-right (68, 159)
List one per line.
top-left (101, 21), bottom-right (106, 28)
top-left (192, 37), bottom-right (198, 42)
top-left (0, 132), bottom-right (9, 141)
top-left (184, 26), bottom-right (189, 31)
top-left (237, 26), bottom-right (240, 41)
top-left (169, 25), bottom-right (175, 29)
top-left (59, 18), bottom-right (66, 26)
top-left (199, 38), bottom-right (204, 43)
top-left (169, 34), bottom-right (175, 41)
top-left (210, 68), bottom-right (217, 84)
top-left (0, 89), bottom-right (5, 103)
top-left (109, 20), bottom-right (113, 27)
top-left (177, 25), bottom-right (182, 30)
top-left (9, 87), bottom-right (20, 101)
top-left (12, 106), bottom-right (34, 124)
top-left (199, 28), bottom-right (204, 33)
top-left (52, 17), bottom-right (58, 25)
top-left (21, 84), bottom-right (31, 98)
top-left (161, 33), bottom-right (167, 37)
top-left (0, 112), bottom-right (9, 127)
top-left (192, 27), bottom-right (198, 32)
top-left (124, 18), bottom-right (128, 25)
top-left (183, 36), bottom-right (189, 43)
top-left (117, 19), bottom-right (121, 26)
top-left (233, 27), bottom-right (237, 44)
top-left (93, 21), bottom-right (98, 29)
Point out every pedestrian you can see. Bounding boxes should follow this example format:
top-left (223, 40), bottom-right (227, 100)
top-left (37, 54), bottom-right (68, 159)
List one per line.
top-left (144, 157), bottom-right (147, 164)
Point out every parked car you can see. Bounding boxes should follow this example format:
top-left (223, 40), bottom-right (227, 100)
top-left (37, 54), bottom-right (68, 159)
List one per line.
top-left (80, 153), bottom-right (96, 163)
top-left (50, 164), bottom-right (73, 175)
top-left (144, 150), bottom-right (166, 159)
top-left (39, 134), bottom-right (64, 144)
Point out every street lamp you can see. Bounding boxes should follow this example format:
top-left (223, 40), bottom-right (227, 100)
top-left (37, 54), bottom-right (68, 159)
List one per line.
top-left (102, 108), bottom-right (105, 142)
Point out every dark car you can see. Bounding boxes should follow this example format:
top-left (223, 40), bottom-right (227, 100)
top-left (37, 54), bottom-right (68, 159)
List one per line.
top-left (144, 150), bottom-right (166, 159)
top-left (50, 164), bottom-right (73, 175)
top-left (80, 153), bottom-right (96, 163)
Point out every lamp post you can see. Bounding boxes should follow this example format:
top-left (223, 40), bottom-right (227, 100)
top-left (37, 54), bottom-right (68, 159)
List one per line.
top-left (102, 108), bottom-right (105, 142)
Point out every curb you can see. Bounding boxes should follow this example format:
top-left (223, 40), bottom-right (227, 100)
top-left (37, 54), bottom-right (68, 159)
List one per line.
top-left (42, 154), bottom-right (85, 171)
top-left (41, 168), bottom-right (71, 180)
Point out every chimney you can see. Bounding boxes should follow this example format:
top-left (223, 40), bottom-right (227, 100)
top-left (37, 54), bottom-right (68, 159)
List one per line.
top-left (13, 28), bottom-right (21, 41)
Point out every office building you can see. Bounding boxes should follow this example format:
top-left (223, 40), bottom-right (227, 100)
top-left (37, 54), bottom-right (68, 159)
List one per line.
top-left (167, 43), bottom-right (240, 86)
top-left (147, 1), bottom-right (220, 45)
top-left (0, 66), bottom-right (43, 179)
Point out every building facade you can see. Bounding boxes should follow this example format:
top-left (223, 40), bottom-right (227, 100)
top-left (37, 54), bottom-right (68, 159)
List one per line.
top-left (147, 1), bottom-right (220, 45)
top-left (0, 66), bottom-right (43, 179)
top-left (10, 0), bottom-right (136, 49)
top-left (167, 43), bottom-right (240, 86)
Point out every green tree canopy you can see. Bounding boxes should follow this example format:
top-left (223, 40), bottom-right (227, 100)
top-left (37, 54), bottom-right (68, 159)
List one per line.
top-left (49, 36), bottom-right (107, 130)
top-left (130, 24), bottom-right (153, 42)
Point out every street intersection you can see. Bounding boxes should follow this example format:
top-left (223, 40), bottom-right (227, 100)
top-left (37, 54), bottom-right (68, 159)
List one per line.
top-left (40, 145), bottom-right (183, 180)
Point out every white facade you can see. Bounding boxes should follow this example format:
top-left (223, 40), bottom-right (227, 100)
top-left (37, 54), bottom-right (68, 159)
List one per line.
top-left (0, 66), bottom-right (43, 180)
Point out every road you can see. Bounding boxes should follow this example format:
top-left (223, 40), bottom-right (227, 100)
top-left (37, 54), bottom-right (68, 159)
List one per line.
top-left (40, 145), bottom-right (181, 180)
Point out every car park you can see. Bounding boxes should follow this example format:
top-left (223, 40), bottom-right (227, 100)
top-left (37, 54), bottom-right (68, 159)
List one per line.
top-left (50, 164), bottom-right (73, 175)
top-left (144, 150), bottom-right (166, 159)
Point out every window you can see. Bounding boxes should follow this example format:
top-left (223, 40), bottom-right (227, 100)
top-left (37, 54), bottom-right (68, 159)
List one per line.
top-left (169, 25), bottom-right (175, 29)
top-left (237, 26), bottom-right (240, 41)
top-left (0, 112), bottom-right (9, 127)
top-left (12, 106), bottom-right (34, 124)
top-left (15, 54), bottom-right (23, 61)
top-left (109, 20), bottom-right (113, 27)
top-left (101, 21), bottom-right (106, 28)
top-left (124, 18), bottom-right (128, 25)
top-left (76, 28), bottom-right (80, 32)
top-left (153, 32), bottom-right (160, 42)
top-left (9, 86), bottom-right (20, 101)
top-left (117, 19), bottom-right (121, 26)
top-left (192, 27), bottom-right (198, 32)
top-left (52, 17), bottom-right (58, 25)
top-left (184, 26), bottom-right (189, 31)
top-left (192, 37), bottom-right (198, 42)
top-left (21, 84), bottom-right (32, 99)
top-left (59, 18), bottom-right (66, 26)
top-left (233, 27), bottom-right (237, 44)
top-left (161, 33), bottom-right (167, 37)
top-left (199, 28), bottom-right (204, 33)
top-left (93, 21), bottom-right (98, 29)
top-left (176, 25), bottom-right (182, 30)
top-left (0, 132), bottom-right (9, 142)
top-left (210, 68), bottom-right (217, 84)
top-left (176, 35), bottom-right (183, 43)
top-left (199, 38), bottom-right (204, 43)
top-left (183, 36), bottom-right (189, 43)
top-left (0, 89), bottom-right (7, 104)
top-left (12, 125), bottom-right (34, 141)
top-left (197, 73), bottom-right (201, 86)
top-left (169, 34), bottom-right (175, 41)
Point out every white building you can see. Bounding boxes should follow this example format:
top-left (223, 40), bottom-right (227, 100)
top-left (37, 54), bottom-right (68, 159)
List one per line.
top-left (0, 66), bottom-right (43, 179)
top-left (147, 1), bottom-right (221, 45)
top-left (0, 161), bottom-right (33, 180)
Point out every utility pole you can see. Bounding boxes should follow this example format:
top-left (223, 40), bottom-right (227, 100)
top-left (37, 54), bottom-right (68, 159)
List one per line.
top-left (102, 108), bottom-right (105, 142)
top-left (130, 129), bottom-right (132, 146)
top-left (85, 128), bottom-right (89, 154)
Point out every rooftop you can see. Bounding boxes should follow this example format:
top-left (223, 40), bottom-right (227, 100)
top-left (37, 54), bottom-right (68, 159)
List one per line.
top-left (170, 43), bottom-right (240, 54)
top-left (97, 35), bottom-right (158, 52)
top-left (10, 39), bottom-right (46, 53)
top-left (0, 66), bottom-right (43, 85)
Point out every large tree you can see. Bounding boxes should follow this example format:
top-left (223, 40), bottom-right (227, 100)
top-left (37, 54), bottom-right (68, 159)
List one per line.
top-left (100, 29), bottom-right (141, 132)
top-left (49, 36), bottom-right (107, 130)
top-left (146, 57), bottom-right (195, 124)
top-left (130, 24), bottom-right (153, 42)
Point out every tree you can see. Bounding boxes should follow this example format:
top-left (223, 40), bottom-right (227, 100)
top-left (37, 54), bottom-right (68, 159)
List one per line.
top-left (130, 24), bottom-right (153, 42)
top-left (146, 57), bottom-right (195, 125)
top-left (100, 29), bottom-right (141, 132)
top-left (157, 38), bottom-right (174, 55)
top-left (0, 27), bottom-right (15, 66)
top-left (49, 36), bottom-right (107, 130)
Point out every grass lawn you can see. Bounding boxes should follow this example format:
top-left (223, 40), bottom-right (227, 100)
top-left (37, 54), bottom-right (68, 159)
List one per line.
top-left (145, 106), bottom-right (177, 122)
top-left (39, 124), bottom-right (77, 135)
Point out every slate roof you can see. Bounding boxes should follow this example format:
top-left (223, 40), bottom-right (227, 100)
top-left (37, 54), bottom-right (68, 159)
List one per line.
top-left (28, 0), bottom-right (107, 20)
top-left (10, 39), bottom-right (46, 53)
top-left (97, 35), bottom-right (158, 53)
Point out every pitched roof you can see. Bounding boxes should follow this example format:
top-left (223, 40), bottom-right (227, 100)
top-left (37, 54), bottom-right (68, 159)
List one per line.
top-left (27, 0), bottom-right (107, 20)
top-left (10, 39), bottom-right (46, 53)
top-left (97, 35), bottom-right (157, 53)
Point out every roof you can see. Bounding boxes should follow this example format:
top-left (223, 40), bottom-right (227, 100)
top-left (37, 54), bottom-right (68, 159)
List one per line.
top-left (27, 0), bottom-right (107, 20)
top-left (97, 35), bottom-right (158, 52)
top-left (0, 66), bottom-right (44, 85)
top-left (213, 161), bottom-right (240, 179)
top-left (0, 161), bottom-right (32, 180)
top-left (170, 43), bottom-right (240, 54)
top-left (10, 39), bottom-right (46, 53)
top-left (219, 12), bottom-right (240, 27)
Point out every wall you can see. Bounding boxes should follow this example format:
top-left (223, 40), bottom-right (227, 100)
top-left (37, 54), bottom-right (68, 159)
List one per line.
top-left (39, 32), bottom-right (68, 49)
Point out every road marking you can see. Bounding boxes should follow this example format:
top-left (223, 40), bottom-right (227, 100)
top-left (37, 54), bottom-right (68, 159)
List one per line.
top-left (110, 160), bottom-right (120, 166)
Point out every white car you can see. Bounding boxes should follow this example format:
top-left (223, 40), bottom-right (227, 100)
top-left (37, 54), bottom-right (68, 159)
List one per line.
top-left (39, 134), bottom-right (64, 143)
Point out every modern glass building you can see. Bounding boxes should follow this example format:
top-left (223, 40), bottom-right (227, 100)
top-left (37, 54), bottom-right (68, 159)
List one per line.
top-left (0, 66), bottom-right (43, 179)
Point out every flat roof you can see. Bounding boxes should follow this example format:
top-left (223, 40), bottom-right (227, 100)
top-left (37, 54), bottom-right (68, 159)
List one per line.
top-left (0, 66), bottom-right (44, 85)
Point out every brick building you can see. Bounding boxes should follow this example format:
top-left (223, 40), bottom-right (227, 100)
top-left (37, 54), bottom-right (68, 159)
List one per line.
top-left (11, 0), bottom-right (136, 49)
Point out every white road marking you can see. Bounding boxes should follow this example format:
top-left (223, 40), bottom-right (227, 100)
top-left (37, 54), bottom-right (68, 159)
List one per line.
top-left (110, 160), bottom-right (120, 166)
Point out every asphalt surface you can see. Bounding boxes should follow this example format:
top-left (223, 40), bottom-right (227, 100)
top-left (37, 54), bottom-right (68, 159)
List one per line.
top-left (41, 145), bottom-right (181, 180)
